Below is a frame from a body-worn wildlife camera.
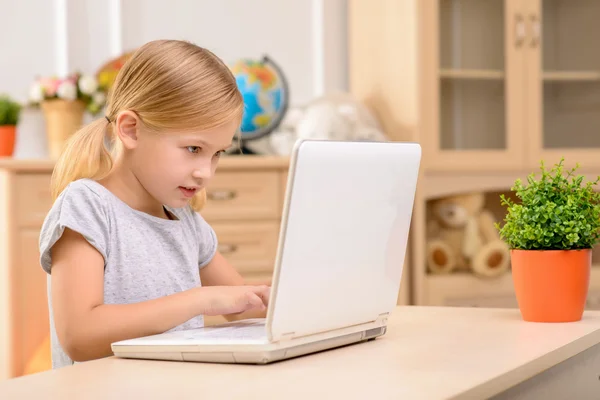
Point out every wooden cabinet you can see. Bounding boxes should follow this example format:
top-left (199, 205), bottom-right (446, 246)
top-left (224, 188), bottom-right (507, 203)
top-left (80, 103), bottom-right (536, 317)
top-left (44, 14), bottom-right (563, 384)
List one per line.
top-left (420, 0), bottom-right (526, 171)
top-left (427, 0), bottom-right (600, 170)
top-left (526, 0), bottom-right (600, 168)
top-left (350, 0), bottom-right (600, 170)
top-left (349, 0), bottom-right (600, 307)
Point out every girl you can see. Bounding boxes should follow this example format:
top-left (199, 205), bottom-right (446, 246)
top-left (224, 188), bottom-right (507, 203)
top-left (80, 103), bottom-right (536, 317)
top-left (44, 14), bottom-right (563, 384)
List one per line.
top-left (38, 40), bottom-right (271, 369)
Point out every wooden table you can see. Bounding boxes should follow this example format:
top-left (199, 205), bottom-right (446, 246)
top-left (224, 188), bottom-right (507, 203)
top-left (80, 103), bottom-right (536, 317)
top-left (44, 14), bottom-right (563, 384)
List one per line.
top-left (1, 306), bottom-right (599, 399)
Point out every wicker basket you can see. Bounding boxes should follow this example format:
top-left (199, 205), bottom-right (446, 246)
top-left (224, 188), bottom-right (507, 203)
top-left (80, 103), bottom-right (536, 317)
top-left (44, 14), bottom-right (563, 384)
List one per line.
top-left (41, 99), bottom-right (85, 159)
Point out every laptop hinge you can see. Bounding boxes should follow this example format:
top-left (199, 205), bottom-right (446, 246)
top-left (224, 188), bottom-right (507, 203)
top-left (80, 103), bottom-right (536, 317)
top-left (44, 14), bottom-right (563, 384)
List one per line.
top-left (276, 314), bottom-right (389, 342)
top-left (376, 312), bottom-right (390, 325)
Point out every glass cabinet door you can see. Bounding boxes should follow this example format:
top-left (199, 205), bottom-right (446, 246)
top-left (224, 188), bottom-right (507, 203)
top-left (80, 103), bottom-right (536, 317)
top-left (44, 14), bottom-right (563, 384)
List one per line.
top-left (423, 0), bottom-right (525, 170)
top-left (528, 0), bottom-right (600, 168)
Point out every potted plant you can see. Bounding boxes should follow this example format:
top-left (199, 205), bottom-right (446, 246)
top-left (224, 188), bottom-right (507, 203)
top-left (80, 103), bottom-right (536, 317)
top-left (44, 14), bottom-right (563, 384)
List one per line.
top-left (28, 72), bottom-right (107, 159)
top-left (0, 95), bottom-right (22, 157)
top-left (497, 158), bottom-right (600, 322)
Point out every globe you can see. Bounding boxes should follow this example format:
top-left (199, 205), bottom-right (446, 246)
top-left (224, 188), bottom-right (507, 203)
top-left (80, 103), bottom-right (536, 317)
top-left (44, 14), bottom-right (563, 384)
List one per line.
top-left (230, 56), bottom-right (289, 151)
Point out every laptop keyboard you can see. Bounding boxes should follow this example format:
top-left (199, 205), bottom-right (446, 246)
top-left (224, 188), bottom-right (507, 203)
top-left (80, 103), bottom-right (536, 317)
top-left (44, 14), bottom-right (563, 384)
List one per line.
top-left (182, 319), bottom-right (267, 342)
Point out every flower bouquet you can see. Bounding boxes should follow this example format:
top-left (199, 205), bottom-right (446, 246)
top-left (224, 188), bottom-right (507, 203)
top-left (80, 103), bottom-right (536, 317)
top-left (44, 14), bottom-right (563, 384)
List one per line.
top-left (28, 73), bottom-right (108, 159)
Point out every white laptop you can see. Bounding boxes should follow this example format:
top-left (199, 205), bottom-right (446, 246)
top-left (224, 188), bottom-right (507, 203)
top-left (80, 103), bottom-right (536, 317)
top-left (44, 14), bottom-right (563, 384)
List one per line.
top-left (111, 139), bottom-right (421, 364)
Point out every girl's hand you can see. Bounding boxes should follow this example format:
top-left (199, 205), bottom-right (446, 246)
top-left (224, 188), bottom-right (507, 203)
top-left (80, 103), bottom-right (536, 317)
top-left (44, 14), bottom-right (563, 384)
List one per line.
top-left (199, 285), bottom-right (270, 316)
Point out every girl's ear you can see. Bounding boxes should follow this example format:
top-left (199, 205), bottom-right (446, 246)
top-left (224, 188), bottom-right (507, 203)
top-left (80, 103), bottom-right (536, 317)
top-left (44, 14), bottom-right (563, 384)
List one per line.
top-left (115, 110), bottom-right (140, 149)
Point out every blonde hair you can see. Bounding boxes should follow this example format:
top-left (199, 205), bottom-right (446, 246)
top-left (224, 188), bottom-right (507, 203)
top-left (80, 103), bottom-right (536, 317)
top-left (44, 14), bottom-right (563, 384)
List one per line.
top-left (50, 40), bottom-right (244, 211)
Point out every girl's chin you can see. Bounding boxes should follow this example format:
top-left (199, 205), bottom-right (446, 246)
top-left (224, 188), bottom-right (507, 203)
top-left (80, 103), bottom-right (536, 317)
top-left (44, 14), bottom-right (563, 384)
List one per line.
top-left (158, 193), bottom-right (189, 209)
top-left (169, 198), bottom-right (190, 208)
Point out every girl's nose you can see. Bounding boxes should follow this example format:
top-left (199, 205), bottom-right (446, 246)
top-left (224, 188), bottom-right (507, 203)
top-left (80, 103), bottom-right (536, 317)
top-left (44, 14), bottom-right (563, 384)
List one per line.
top-left (192, 162), bottom-right (212, 181)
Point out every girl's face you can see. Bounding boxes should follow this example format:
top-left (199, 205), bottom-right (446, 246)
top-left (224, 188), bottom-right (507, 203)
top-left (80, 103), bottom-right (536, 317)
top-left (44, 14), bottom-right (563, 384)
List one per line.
top-left (117, 112), bottom-right (238, 210)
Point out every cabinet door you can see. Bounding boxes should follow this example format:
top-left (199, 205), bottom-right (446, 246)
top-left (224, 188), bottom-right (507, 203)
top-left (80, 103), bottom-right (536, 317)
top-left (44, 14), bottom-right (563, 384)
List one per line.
top-left (527, 0), bottom-right (600, 168)
top-left (210, 221), bottom-right (279, 275)
top-left (422, 0), bottom-right (526, 170)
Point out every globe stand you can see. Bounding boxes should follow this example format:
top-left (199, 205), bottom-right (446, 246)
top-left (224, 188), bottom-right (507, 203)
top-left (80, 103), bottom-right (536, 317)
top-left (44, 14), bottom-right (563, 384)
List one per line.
top-left (237, 141), bottom-right (259, 155)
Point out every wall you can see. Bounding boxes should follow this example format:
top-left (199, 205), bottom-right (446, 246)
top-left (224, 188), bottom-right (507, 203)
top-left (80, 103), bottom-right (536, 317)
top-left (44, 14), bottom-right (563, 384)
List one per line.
top-left (1, 0), bottom-right (348, 158)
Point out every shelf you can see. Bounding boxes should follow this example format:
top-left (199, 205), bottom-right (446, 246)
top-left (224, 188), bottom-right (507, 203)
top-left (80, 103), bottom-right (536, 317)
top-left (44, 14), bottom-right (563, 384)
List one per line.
top-left (543, 71), bottom-right (600, 81)
top-left (440, 69), bottom-right (504, 80)
top-left (421, 168), bottom-right (600, 200)
top-left (425, 267), bottom-right (600, 309)
top-left (421, 170), bottom-right (524, 200)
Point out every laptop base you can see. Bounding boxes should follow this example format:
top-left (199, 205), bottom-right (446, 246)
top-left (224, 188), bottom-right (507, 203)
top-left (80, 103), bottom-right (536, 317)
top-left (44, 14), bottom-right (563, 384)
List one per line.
top-left (113, 327), bottom-right (386, 364)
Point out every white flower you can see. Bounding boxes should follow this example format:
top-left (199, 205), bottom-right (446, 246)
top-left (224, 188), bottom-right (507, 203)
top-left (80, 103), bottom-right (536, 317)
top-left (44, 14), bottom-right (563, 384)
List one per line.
top-left (92, 92), bottom-right (106, 106)
top-left (57, 81), bottom-right (77, 100)
top-left (78, 75), bottom-right (98, 95)
top-left (29, 82), bottom-right (44, 103)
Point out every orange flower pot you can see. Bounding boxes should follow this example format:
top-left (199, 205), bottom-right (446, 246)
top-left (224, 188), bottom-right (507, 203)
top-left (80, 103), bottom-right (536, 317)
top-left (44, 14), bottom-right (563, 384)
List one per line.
top-left (511, 249), bottom-right (590, 322)
top-left (0, 125), bottom-right (16, 156)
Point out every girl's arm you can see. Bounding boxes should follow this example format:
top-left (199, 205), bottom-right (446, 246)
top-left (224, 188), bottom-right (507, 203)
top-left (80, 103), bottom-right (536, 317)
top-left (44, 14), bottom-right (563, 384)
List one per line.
top-left (200, 252), bottom-right (271, 321)
top-left (50, 228), bottom-right (269, 362)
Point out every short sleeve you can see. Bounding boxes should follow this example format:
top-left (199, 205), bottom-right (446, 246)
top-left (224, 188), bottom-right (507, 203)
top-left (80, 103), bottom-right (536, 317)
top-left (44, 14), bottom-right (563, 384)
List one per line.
top-left (39, 181), bottom-right (110, 274)
top-left (192, 209), bottom-right (218, 269)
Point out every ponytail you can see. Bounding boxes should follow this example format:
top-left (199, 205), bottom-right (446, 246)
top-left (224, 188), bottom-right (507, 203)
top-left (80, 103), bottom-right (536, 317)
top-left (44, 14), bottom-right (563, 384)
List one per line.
top-left (50, 118), bottom-right (113, 201)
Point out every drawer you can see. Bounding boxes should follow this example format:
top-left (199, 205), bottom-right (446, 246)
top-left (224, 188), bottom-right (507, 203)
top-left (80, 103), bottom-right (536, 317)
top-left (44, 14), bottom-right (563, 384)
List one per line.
top-left (15, 174), bottom-right (53, 227)
top-left (212, 221), bottom-right (279, 274)
top-left (202, 171), bottom-right (281, 221)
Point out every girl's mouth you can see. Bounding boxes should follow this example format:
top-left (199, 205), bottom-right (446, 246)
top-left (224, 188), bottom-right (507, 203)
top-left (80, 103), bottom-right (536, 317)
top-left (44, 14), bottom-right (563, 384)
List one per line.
top-left (179, 186), bottom-right (197, 198)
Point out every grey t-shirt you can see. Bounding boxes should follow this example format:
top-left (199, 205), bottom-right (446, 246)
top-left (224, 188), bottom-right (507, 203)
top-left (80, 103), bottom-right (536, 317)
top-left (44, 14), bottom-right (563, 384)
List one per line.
top-left (38, 178), bottom-right (217, 369)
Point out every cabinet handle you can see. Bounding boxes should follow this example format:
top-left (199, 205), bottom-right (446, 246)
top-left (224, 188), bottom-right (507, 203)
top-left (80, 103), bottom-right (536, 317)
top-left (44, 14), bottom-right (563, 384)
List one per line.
top-left (218, 243), bottom-right (238, 254)
top-left (530, 14), bottom-right (540, 47)
top-left (514, 13), bottom-right (525, 47)
top-left (207, 190), bottom-right (237, 201)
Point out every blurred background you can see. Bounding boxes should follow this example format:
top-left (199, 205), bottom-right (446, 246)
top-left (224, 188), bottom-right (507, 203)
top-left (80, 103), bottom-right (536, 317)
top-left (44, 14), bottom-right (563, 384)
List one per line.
top-left (2, 0), bottom-right (600, 382)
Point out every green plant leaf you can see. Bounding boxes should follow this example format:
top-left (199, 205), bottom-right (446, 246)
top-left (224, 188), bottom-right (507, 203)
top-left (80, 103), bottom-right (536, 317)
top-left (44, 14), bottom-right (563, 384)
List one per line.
top-left (0, 95), bottom-right (22, 126)
top-left (497, 157), bottom-right (600, 250)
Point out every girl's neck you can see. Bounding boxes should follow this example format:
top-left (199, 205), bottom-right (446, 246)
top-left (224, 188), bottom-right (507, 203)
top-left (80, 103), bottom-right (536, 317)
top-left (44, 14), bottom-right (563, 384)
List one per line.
top-left (98, 159), bottom-right (169, 219)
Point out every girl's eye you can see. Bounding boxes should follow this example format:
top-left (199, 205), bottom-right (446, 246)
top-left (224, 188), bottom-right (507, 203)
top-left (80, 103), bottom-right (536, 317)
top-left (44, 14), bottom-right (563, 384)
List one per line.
top-left (187, 146), bottom-right (200, 154)
top-left (214, 150), bottom-right (224, 158)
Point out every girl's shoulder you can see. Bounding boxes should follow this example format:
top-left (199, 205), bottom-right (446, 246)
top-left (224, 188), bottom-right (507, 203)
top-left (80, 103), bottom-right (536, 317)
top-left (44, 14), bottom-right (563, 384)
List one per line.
top-left (51, 178), bottom-right (110, 212)
top-left (39, 179), bottom-right (111, 274)
top-left (48, 178), bottom-right (109, 220)
top-left (61, 178), bottom-right (110, 201)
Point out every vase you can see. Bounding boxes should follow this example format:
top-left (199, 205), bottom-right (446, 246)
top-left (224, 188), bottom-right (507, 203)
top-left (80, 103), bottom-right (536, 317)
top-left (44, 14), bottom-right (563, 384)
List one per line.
top-left (41, 99), bottom-right (85, 159)
top-left (511, 249), bottom-right (591, 322)
top-left (0, 125), bottom-right (16, 157)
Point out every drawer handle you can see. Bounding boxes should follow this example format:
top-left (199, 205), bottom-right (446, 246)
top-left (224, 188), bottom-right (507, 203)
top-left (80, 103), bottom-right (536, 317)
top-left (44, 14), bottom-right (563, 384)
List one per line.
top-left (207, 190), bottom-right (237, 201)
top-left (218, 243), bottom-right (238, 254)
